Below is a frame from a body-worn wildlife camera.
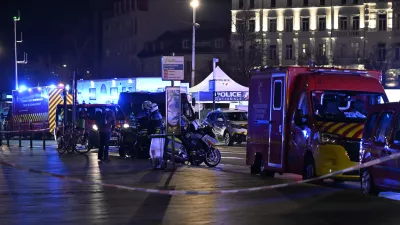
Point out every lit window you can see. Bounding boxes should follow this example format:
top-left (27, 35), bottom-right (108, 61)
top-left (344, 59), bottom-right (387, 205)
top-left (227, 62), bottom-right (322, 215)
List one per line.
top-left (301, 17), bottom-right (309, 31)
top-left (285, 18), bottom-right (293, 32)
top-left (353, 16), bottom-right (360, 30)
top-left (379, 14), bottom-right (387, 31)
top-left (340, 16), bottom-right (348, 30)
top-left (286, 45), bottom-right (293, 59)
top-left (319, 17), bottom-right (326, 31)
top-left (269, 18), bottom-right (277, 32)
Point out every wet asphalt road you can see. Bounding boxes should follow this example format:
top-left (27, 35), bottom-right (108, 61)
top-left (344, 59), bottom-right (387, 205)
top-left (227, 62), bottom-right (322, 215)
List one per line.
top-left (0, 141), bottom-right (399, 224)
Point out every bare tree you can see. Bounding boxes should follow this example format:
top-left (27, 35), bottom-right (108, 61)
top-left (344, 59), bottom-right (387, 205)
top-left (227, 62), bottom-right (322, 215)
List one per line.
top-left (364, 44), bottom-right (397, 87)
top-left (230, 9), bottom-right (263, 79)
top-left (364, 45), bottom-right (394, 71)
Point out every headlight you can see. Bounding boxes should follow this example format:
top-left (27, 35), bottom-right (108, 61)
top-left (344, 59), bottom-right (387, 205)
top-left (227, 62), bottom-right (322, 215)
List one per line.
top-left (318, 133), bottom-right (339, 144)
top-left (123, 123), bottom-right (129, 128)
top-left (92, 124), bottom-right (98, 131)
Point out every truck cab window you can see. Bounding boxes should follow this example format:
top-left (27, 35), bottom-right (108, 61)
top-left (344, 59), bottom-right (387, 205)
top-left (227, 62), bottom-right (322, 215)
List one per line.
top-left (298, 92), bottom-right (309, 115)
top-left (273, 80), bottom-right (282, 110)
top-left (375, 112), bottom-right (393, 143)
top-left (363, 112), bottom-right (378, 139)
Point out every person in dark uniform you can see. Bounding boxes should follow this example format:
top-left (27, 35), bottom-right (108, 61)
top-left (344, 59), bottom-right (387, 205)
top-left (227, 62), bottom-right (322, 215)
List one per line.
top-left (136, 101), bottom-right (152, 132)
top-left (97, 108), bottom-right (116, 162)
top-left (148, 103), bottom-right (165, 169)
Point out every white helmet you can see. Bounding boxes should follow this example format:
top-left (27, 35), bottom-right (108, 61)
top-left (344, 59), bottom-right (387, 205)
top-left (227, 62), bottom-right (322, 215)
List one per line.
top-left (150, 103), bottom-right (158, 113)
top-left (142, 101), bottom-right (152, 110)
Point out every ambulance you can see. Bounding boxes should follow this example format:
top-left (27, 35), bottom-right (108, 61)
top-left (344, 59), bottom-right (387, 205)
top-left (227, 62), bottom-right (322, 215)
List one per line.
top-left (247, 67), bottom-right (387, 181)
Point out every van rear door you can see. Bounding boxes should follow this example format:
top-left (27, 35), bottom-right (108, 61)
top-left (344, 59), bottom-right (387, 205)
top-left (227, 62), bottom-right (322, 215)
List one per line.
top-left (246, 75), bottom-right (271, 166)
top-left (268, 73), bottom-right (286, 170)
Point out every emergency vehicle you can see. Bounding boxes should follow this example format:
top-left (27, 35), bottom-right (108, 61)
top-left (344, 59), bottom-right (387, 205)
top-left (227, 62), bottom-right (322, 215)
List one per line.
top-left (5, 85), bottom-right (72, 135)
top-left (247, 67), bottom-right (388, 181)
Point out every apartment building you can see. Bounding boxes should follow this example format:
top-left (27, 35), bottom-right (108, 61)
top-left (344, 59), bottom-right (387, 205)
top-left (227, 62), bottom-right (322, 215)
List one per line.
top-left (102, 0), bottom-right (230, 78)
top-left (137, 28), bottom-right (230, 83)
top-left (231, 0), bottom-right (400, 86)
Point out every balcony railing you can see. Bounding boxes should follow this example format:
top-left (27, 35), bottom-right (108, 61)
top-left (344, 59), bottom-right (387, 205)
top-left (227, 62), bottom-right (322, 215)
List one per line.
top-left (334, 30), bottom-right (363, 37)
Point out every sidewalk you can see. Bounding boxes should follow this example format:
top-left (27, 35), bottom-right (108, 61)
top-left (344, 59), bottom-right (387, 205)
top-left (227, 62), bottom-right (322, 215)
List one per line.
top-left (0, 145), bottom-right (400, 225)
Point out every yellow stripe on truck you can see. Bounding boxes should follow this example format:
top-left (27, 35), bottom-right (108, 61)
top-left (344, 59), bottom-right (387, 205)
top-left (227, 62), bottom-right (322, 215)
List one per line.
top-left (336, 123), bottom-right (358, 135)
top-left (345, 125), bottom-right (364, 139)
top-left (327, 122), bottom-right (345, 133)
top-left (48, 89), bottom-right (63, 132)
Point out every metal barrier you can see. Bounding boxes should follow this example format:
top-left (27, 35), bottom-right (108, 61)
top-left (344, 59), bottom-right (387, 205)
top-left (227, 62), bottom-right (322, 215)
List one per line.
top-left (0, 121), bottom-right (50, 149)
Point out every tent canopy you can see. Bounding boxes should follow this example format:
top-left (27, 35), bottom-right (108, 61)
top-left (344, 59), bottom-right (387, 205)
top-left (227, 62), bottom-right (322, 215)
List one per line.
top-left (190, 66), bottom-right (248, 93)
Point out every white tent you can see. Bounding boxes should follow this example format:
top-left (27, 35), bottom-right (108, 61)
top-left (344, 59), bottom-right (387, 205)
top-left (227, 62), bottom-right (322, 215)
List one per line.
top-left (189, 66), bottom-right (248, 93)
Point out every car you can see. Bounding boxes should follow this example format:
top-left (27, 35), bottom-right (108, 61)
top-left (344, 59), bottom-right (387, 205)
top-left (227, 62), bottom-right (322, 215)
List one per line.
top-left (55, 104), bottom-right (127, 149)
top-left (360, 102), bottom-right (400, 196)
top-left (203, 109), bottom-right (248, 146)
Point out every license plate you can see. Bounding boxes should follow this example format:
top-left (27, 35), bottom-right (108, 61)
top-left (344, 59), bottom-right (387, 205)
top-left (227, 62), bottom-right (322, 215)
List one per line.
top-left (110, 137), bottom-right (118, 141)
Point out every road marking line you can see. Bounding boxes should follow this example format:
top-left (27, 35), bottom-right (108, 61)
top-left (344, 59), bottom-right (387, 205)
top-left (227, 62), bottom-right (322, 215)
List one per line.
top-left (219, 152), bottom-right (246, 155)
top-left (0, 151), bottom-right (399, 195)
top-left (221, 157), bottom-right (245, 160)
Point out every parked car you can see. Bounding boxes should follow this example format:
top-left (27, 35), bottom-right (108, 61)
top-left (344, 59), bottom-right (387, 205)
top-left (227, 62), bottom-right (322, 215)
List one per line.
top-left (203, 109), bottom-right (247, 146)
top-left (360, 102), bottom-right (400, 196)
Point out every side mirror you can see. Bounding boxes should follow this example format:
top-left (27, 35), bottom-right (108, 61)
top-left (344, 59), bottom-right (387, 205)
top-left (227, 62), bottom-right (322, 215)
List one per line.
top-left (191, 97), bottom-right (196, 106)
top-left (217, 118), bottom-right (224, 122)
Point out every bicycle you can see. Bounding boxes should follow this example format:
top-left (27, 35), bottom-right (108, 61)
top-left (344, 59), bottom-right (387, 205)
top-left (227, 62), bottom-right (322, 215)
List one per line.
top-left (57, 122), bottom-right (91, 154)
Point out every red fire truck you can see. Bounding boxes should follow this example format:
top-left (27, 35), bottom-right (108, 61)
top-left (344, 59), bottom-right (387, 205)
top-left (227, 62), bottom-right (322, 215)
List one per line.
top-left (5, 85), bottom-right (72, 136)
top-left (247, 67), bottom-right (388, 182)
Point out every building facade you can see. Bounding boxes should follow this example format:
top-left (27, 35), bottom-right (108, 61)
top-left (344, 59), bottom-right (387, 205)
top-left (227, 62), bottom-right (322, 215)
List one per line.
top-left (137, 29), bottom-right (230, 84)
top-left (102, 0), bottom-right (230, 78)
top-left (231, 0), bottom-right (400, 87)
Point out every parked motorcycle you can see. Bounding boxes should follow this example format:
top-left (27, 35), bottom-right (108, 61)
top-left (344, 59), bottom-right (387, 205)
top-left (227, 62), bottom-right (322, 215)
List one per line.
top-left (163, 117), bottom-right (221, 168)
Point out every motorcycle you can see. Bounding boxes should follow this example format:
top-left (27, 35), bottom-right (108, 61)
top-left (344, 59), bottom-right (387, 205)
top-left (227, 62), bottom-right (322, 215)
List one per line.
top-left (163, 118), bottom-right (221, 168)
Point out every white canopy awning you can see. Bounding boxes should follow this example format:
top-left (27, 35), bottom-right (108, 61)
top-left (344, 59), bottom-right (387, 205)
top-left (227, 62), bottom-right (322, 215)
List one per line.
top-left (189, 66), bottom-right (248, 93)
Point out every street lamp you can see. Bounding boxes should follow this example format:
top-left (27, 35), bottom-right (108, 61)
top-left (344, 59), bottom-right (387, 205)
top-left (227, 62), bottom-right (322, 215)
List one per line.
top-left (190, 0), bottom-right (199, 87)
top-left (13, 15), bottom-right (21, 90)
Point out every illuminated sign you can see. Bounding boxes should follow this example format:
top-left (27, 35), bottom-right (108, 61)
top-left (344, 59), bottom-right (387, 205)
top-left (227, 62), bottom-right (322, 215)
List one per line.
top-left (161, 56), bottom-right (184, 81)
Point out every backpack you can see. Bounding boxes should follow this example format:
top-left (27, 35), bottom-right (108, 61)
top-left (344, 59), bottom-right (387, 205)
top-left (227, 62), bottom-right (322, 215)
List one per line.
top-left (96, 112), bottom-right (108, 128)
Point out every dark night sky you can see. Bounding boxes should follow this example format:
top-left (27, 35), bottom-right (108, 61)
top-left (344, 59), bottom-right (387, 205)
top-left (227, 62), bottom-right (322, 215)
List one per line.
top-left (0, 0), bottom-right (230, 92)
top-left (0, 0), bottom-right (94, 60)
top-left (0, 0), bottom-right (97, 91)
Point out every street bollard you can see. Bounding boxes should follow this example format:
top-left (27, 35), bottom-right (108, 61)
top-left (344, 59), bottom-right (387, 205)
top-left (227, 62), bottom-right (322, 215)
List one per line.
top-left (42, 122), bottom-right (46, 150)
top-left (29, 121), bottom-right (33, 149)
top-left (18, 121), bottom-right (22, 147)
top-left (6, 123), bottom-right (9, 147)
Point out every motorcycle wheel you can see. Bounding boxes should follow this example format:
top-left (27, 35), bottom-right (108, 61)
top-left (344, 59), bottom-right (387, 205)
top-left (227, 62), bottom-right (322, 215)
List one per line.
top-left (204, 148), bottom-right (221, 167)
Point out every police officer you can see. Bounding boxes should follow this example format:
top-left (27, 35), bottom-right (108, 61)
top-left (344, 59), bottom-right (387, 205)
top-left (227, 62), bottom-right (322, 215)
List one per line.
top-left (148, 103), bottom-right (163, 135)
top-left (148, 103), bottom-right (165, 169)
top-left (136, 101), bottom-right (152, 131)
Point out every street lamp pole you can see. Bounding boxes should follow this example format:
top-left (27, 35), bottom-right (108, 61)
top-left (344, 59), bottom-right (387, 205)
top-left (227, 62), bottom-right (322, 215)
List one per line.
top-left (190, 0), bottom-right (199, 87)
top-left (13, 15), bottom-right (20, 90)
